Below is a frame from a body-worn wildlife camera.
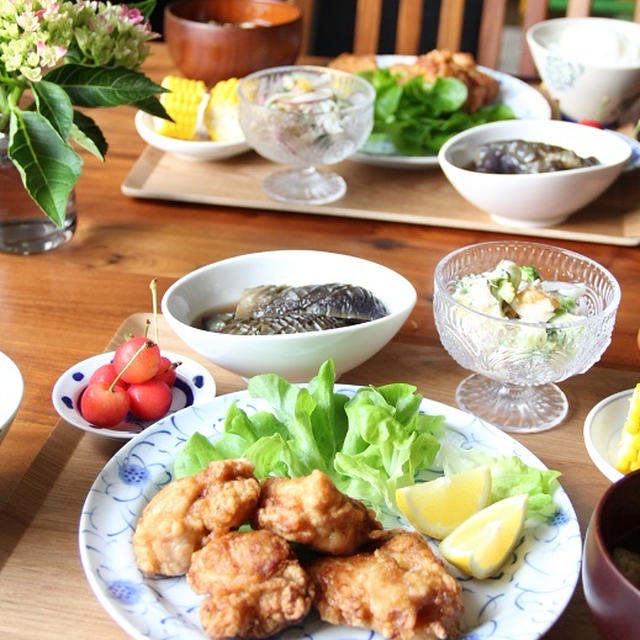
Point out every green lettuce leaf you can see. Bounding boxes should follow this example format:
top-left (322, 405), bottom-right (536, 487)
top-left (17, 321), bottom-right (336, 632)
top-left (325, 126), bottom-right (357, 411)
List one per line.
top-left (358, 67), bottom-right (515, 156)
top-left (439, 443), bottom-right (561, 519)
top-left (173, 359), bottom-right (442, 514)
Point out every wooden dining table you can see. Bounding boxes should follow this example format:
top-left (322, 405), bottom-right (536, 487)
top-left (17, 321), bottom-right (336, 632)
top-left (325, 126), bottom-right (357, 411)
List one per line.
top-left (0, 43), bottom-right (638, 639)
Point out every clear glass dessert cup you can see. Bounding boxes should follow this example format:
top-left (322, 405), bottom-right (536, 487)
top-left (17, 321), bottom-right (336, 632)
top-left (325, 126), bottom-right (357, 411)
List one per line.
top-left (237, 65), bottom-right (374, 205)
top-left (433, 241), bottom-right (621, 433)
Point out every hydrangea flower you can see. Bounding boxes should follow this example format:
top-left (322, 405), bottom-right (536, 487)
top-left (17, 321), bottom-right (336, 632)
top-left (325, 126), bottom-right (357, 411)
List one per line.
top-left (0, 0), bottom-right (167, 226)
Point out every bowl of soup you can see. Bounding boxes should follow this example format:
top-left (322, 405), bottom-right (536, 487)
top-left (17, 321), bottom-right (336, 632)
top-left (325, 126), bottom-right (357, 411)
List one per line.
top-left (161, 250), bottom-right (417, 381)
top-left (583, 469), bottom-right (640, 640)
top-left (164, 0), bottom-right (302, 87)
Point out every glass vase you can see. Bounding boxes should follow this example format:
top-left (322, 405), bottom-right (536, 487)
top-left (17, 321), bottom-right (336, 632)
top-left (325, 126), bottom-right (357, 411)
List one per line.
top-left (0, 133), bottom-right (76, 254)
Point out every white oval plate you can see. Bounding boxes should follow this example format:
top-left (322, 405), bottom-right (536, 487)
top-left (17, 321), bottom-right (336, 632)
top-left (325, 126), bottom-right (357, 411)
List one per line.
top-left (52, 350), bottom-right (216, 439)
top-left (583, 388), bottom-right (631, 482)
top-left (351, 56), bottom-right (552, 168)
top-left (134, 111), bottom-right (250, 162)
top-left (79, 386), bottom-right (581, 640)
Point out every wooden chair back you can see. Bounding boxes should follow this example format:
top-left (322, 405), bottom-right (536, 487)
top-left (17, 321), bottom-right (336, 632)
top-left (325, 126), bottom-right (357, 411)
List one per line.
top-left (290, 0), bottom-right (640, 78)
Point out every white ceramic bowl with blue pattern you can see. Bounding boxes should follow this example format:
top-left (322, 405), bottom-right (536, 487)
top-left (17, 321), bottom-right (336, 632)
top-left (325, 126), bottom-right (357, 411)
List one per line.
top-left (52, 350), bottom-right (216, 439)
top-left (79, 387), bottom-right (582, 640)
top-left (527, 17), bottom-right (640, 125)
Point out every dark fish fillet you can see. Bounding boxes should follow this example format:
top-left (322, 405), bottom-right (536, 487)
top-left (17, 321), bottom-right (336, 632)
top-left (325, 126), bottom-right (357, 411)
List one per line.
top-left (234, 283), bottom-right (388, 322)
top-left (217, 313), bottom-right (351, 335)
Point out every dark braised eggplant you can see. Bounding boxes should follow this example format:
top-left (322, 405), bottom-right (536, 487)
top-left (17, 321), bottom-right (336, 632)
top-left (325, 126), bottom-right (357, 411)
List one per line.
top-left (212, 313), bottom-right (351, 335)
top-left (472, 139), bottom-right (599, 174)
top-left (197, 283), bottom-right (388, 335)
top-left (234, 283), bottom-right (388, 322)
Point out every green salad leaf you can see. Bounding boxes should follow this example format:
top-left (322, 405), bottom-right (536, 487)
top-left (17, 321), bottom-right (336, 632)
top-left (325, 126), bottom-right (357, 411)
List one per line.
top-left (358, 67), bottom-right (515, 156)
top-left (174, 359), bottom-right (442, 513)
top-left (173, 358), bottom-right (561, 521)
top-left (438, 443), bottom-right (561, 519)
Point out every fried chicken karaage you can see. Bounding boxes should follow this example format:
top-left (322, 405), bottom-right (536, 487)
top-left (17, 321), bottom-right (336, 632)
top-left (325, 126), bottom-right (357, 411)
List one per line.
top-left (252, 469), bottom-right (383, 555)
top-left (133, 458), bottom-right (259, 576)
top-left (307, 530), bottom-right (463, 640)
top-left (329, 49), bottom-right (499, 113)
top-left (187, 529), bottom-right (314, 639)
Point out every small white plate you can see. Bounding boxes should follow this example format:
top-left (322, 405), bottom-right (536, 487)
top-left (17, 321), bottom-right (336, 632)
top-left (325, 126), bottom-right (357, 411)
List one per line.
top-left (583, 388), bottom-right (632, 482)
top-left (134, 111), bottom-right (250, 162)
top-left (0, 351), bottom-right (24, 445)
top-left (351, 58), bottom-right (552, 169)
top-left (52, 350), bottom-right (216, 439)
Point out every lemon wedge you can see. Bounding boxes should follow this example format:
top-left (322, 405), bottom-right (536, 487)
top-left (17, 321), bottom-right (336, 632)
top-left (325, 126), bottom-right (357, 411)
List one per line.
top-left (395, 466), bottom-right (492, 539)
top-left (439, 493), bottom-right (528, 579)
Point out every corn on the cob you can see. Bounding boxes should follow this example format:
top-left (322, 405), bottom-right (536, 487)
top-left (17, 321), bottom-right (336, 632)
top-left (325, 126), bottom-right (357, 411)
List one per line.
top-left (205, 77), bottom-right (243, 142)
top-left (155, 76), bottom-right (207, 140)
top-left (615, 383), bottom-right (640, 474)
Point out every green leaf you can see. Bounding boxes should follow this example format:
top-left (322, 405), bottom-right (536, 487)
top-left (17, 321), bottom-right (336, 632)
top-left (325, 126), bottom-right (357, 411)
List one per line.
top-left (8, 109), bottom-right (83, 227)
top-left (131, 96), bottom-right (172, 120)
top-left (173, 432), bottom-right (222, 479)
top-left (70, 110), bottom-right (108, 160)
top-left (439, 444), bottom-right (562, 520)
top-left (31, 80), bottom-right (74, 141)
top-left (43, 64), bottom-right (167, 108)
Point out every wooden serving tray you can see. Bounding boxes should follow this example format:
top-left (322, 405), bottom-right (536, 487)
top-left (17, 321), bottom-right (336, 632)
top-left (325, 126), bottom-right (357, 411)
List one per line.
top-left (122, 146), bottom-right (640, 246)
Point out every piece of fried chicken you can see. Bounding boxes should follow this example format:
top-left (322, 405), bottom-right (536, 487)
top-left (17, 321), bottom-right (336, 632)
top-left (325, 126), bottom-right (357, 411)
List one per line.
top-left (329, 49), bottom-right (498, 113)
top-left (133, 458), bottom-right (260, 576)
top-left (252, 469), bottom-right (383, 555)
top-left (307, 530), bottom-right (463, 640)
top-left (190, 457), bottom-right (261, 537)
top-left (390, 49), bottom-right (499, 112)
top-left (187, 529), bottom-right (314, 639)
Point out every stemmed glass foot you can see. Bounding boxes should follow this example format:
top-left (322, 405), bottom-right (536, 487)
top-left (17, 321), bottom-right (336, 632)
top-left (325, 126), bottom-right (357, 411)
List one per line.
top-left (455, 373), bottom-right (568, 433)
top-left (262, 166), bottom-right (346, 205)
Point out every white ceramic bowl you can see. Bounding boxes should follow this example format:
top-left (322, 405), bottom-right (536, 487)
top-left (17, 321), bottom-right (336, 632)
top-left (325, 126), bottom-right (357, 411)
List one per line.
top-left (527, 17), bottom-right (640, 125)
top-left (161, 250), bottom-right (417, 381)
top-left (134, 111), bottom-right (250, 162)
top-left (51, 350), bottom-right (216, 439)
top-left (0, 351), bottom-right (23, 445)
top-left (437, 119), bottom-right (631, 228)
top-left (583, 388), bottom-right (632, 482)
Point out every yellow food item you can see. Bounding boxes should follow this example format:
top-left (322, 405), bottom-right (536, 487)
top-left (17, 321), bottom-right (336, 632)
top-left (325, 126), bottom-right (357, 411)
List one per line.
top-left (439, 493), bottom-right (528, 580)
top-left (205, 77), bottom-right (243, 141)
top-left (155, 76), bottom-right (207, 140)
top-left (615, 383), bottom-right (640, 474)
top-left (395, 466), bottom-right (492, 540)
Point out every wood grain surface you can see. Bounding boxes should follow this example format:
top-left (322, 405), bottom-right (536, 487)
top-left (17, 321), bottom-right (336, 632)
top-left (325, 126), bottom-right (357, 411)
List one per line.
top-left (122, 145), bottom-right (640, 246)
top-left (0, 313), bottom-right (638, 640)
top-left (0, 43), bottom-right (639, 640)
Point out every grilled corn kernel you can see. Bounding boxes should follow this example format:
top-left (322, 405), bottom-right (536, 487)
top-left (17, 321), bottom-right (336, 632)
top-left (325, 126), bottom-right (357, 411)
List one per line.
top-left (205, 77), bottom-right (243, 141)
top-left (155, 76), bottom-right (207, 140)
top-left (615, 383), bottom-right (640, 474)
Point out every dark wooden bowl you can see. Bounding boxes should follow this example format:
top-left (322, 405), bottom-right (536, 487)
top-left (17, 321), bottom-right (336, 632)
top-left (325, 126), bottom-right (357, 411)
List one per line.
top-left (582, 468), bottom-right (640, 640)
top-left (164, 0), bottom-right (302, 87)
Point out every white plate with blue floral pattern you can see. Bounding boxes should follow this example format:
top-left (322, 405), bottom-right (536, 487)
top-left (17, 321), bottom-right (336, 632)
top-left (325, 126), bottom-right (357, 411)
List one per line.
top-left (351, 56), bottom-right (552, 169)
top-left (79, 386), bottom-right (581, 640)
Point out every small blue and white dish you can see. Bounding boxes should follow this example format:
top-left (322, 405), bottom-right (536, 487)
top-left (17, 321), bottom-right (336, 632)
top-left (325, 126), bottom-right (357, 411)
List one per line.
top-left (52, 350), bottom-right (216, 439)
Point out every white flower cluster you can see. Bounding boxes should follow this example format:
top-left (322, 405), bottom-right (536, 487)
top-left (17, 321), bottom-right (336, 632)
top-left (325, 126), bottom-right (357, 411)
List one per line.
top-left (0, 0), bottom-right (155, 83)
